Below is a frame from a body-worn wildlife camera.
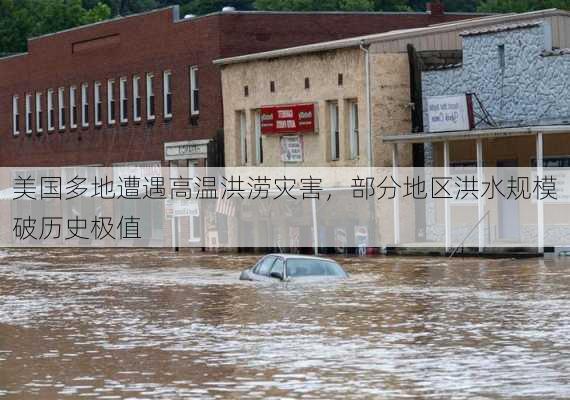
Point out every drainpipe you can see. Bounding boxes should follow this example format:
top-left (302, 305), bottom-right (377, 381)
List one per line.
top-left (360, 40), bottom-right (377, 253)
top-left (360, 40), bottom-right (373, 167)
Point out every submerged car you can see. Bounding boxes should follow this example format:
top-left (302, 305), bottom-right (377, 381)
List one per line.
top-left (240, 254), bottom-right (348, 282)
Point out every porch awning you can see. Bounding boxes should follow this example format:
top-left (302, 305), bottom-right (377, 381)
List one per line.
top-left (382, 125), bottom-right (570, 144)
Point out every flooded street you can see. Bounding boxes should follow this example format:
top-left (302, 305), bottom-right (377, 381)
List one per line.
top-left (1, 250), bottom-right (570, 399)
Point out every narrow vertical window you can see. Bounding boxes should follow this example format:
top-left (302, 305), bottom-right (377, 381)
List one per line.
top-left (349, 101), bottom-right (359, 160)
top-left (163, 70), bottom-right (172, 119)
top-left (58, 87), bottom-right (65, 130)
top-left (107, 79), bottom-right (115, 125)
top-left (190, 66), bottom-right (199, 115)
top-left (498, 44), bottom-right (505, 70)
top-left (12, 95), bottom-right (19, 135)
top-left (70, 86), bottom-right (77, 128)
top-left (25, 94), bottom-right (32, 134)
top-left (36, 92), bottom-right (43, 133)
top-left (120, 77), bottom-right (128, 123)
top-left (133, 75), bottom-right (141, 121)
top-left (47, 89), bottom-right (54, 131)
top-left (94, 82), bottom-right (102, 125)
top-left (146, 73), bottom-right (155, 120)
top-left (81, 83), bottom-right (89, 127)
top-left (329, 101), bottom-right (339, 161)
top-left (254, 110), bottom-right (262, 165)
top-left (239, 111), bottom-right (247, 166)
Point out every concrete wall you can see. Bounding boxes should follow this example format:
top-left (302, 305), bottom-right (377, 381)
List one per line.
top-left (422, 22), bottom-right (570, 130)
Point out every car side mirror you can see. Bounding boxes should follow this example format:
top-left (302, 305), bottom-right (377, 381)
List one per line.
top-left (270, 271), bottom-right (283, 280)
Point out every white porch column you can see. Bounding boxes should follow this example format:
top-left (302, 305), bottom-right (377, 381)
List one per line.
top-left (392, 143), bottom-right (400, 245)
top-left (536, 132), bottom-right (544, 253)
top-left (477, 139), bottom-right (485, 252)
top-left (312, 197), bottom-right (319, 255)
top-left (443, 141), bottom-right (451, 252)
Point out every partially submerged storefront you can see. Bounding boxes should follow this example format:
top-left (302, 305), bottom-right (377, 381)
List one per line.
top-left (215, 9), bottom-right (570, 253)
top-left (385, 20), bottom-right (570, 255)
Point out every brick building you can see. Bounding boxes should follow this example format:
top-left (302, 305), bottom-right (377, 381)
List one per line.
top-left (0, 4), bottom-right (483, 169)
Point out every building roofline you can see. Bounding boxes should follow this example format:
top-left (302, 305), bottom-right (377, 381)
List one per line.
top-left (460, 20), bottom-right (542, 36)
top-left (382, 124), bottom-right (570, 144)
top-left (28, 5), bottom-right (181, 43)
top-left (0, 52), bottom-right (28, 62)
top-left (213, 8), bottom-right (569, 66)
top-left (17, 6), bottom-right (490, 44)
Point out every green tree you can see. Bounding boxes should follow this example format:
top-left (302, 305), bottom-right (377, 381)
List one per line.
top-left (374, 0), bottom-right (412, 11)
top-left (477, 0), bottom-right (570, 12)
top-left (0, 0), bottom-right (111, 54)
top-left (254, 0), bottom-right (373, 11)
top-left (186, 0), bottom-right (255, 15)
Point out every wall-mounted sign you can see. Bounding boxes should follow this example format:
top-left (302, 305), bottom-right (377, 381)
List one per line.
top-left (427, 94), bottom-right (474, 133)
top-left (280, 136), bottom-right (303, 163)
top-left (165, 139), bottom-right (210, 160)
top-left (261, 103), bottom-right (316, 135)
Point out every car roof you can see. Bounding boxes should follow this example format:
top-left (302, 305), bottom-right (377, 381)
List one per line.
top-left (265, 254), bottom-right (337, 262)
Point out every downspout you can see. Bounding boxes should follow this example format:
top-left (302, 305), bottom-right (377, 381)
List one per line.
top-left (360, 40), bottom-right (373, 167)
top-left (360, 40), bottom-right (377, 253)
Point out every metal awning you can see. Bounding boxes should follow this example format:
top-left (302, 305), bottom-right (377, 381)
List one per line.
top-left (383, 125), bottom-right (570, 144)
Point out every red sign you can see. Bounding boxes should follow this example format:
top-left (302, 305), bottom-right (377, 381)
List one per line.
top-left (260, 103), bottom-right (315, 135)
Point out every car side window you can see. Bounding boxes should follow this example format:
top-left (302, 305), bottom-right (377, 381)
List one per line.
top-left (255, 256), bottom-right (276, 276)
top-left (270, 258), bottom-right (284, 277)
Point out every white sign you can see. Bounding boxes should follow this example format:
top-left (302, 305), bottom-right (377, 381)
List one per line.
top-left (280, 136), bottom-right (304, 163)
top-left (165, 140), bottom-right (210, 160)
top-left (427, 94), bottom-right (472, 133)
top-left (165, 199), bottom-right (200, 218)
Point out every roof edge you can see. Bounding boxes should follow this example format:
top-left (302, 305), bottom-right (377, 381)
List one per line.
top-left (213, 8), bottom-right (569, 66)
top-left (28, 5), bottom-right (180, 43)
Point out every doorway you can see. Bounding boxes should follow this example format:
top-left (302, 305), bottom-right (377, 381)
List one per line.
top-left (497, 159), bottom-right (521, 241)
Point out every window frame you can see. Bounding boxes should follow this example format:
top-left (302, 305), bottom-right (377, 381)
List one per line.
top-left (349, 100), bottom-right (359, 160)
top-left (47, 89), bottom-right (55, 132)
top-left (329, 101), bottom-right (340, 161)
top-left (107, 79), bottom-right (115, 125)
top-left (70, 86), bottom-right (77, 129)
top-left (238, 110), bottom-right (247, 166)
top-left (190, 65), bottom-right (199, 116)
top-left (25, 94), bottom-right (32, 134)
top-left (12, 95), bottom-right (20, 136)
top-left (94, 81), bottom-right (102, 126)
top-left (35, 92), bottom-right (43, 133)
top-left (133, 75), bottom-right (141, 122)
top-left (81, 83), bottom-right (89, 127)
top-left (253, 110), bottom-right (262, 165)
top-left (163, 70), bottom-right (172, 119)
top-left (119, 77), bottom-right (128, 123)
top-left (146, 72), bottom-right (155, 121)
top-left (57, 87), bottom-right (65, 131)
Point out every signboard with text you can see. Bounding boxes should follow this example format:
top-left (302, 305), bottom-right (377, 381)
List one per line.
top-left (261, 103), bottom-right (316, 135)
top-left (280, 136), bottom-right (304, 163)
top-left (427, 94), bottom-right (474, 133)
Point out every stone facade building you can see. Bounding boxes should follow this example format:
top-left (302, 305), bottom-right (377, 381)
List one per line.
top-left (385, 16), bottom-right (570, 254)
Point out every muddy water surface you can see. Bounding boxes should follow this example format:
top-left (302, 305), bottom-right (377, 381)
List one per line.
top-left (1, 250), bottom-right (570, 399)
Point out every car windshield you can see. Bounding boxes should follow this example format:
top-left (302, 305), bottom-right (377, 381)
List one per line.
top-left (286, 259), bottom-right (346, 278)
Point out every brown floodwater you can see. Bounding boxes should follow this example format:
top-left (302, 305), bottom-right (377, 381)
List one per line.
top-left (1, 249), bottom-right (570, 399)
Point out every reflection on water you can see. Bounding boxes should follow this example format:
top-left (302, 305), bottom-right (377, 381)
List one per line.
top-left (1, 250), bottom-right (570, 399)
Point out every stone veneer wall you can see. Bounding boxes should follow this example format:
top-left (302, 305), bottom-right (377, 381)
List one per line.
top-left (422, 22), bottom-right (570, 131)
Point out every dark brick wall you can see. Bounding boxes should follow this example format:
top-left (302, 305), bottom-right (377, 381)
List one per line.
top-left (0, 7), bottom-right (482, 167)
